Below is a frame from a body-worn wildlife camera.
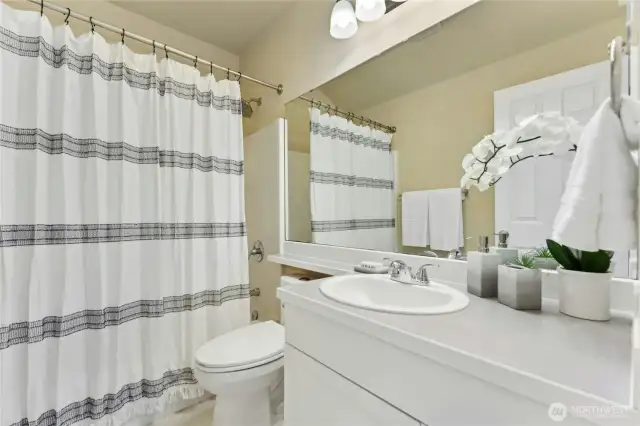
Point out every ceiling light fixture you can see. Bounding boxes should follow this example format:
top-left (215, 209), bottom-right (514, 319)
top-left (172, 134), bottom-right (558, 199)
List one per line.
top-left (330, 0), bottom-right (358, 39)
top-left (355, 0), bottom-right (386, 22)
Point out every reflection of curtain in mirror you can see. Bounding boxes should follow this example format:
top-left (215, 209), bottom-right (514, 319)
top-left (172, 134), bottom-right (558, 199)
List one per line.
top-left (309, 108), bottom-right (396, 251)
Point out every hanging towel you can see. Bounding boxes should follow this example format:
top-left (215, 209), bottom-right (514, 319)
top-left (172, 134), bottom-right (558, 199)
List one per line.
top-left (552, 98), bottom-right (638, 251)
top-left (428, 188), bottom-right (464, 251)
top-left (402, 191), bottom-right (430, 247)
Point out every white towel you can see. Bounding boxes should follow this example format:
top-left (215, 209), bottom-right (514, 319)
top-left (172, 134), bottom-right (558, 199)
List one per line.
top-left (402, 191), bottom-right (430, 247)
top-left (552, 98), bottom-right (637, 251)
top-left (427, 188), bottom-right (464, 251)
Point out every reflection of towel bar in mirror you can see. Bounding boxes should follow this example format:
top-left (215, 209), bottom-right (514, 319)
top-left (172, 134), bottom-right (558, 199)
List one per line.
top-left (398, 188), bottom-right (468, 201)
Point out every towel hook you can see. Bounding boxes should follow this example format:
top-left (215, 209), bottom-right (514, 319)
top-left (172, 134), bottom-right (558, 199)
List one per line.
top-left (609, 36), bottom-right (625, 116)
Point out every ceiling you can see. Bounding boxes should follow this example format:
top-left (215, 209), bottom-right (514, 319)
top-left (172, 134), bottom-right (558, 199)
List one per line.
top-left (319, 0), bottom-right (626, 112)
top-left (112, 0), bottom-right (297, 54)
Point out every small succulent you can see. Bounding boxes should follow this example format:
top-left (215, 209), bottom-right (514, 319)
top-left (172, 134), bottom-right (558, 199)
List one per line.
top-left (507, 253), bottom-right (536, 269)
top-left (546, 239), bottom-right (613, 273)
top-left (530, 246), bottom-right (553, 259)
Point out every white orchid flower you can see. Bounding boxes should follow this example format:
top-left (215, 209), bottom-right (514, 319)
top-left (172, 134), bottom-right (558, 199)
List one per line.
top-left (461, 112), bottom-right (583, 192)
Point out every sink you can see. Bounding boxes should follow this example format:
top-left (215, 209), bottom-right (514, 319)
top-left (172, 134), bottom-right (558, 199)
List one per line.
top-left (319, 274), bottom-right (469, 315)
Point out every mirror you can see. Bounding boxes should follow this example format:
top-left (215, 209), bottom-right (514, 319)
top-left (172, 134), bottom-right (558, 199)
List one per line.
top-left (285, 0), bottom-right (632, 276)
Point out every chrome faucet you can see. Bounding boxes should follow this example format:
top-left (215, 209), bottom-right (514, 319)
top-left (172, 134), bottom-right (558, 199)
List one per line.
top-left (387, 259), bottom-right (436, 286)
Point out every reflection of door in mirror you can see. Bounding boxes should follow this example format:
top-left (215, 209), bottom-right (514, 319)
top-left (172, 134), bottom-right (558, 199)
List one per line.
top-left (494, 62), bottom-right (630, 277)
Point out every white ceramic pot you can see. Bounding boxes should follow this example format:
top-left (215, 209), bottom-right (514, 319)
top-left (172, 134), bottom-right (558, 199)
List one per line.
top-left (534, 257), bottom-right (560, 271)
top-left (557, 267), bottom-right (612, 321)
top-left (497, 265), bottom-right (541, 310)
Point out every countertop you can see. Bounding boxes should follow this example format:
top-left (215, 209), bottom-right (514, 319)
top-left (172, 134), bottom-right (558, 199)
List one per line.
top-left (278, 278), bottom-right (634, 406)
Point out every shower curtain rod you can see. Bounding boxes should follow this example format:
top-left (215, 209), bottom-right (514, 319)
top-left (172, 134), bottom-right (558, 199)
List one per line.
top-left (299, 95), bottom-right (396, 134)
top-left (26, 0), bottom-right (284, 95)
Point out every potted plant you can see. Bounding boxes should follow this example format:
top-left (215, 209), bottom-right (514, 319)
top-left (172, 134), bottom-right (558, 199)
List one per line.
top-left (546, 239), bottom-right (613, 321)
top-left (530, 246), bottom-right (560, 271)
top-left (498, 253), bottom-right (542, 310)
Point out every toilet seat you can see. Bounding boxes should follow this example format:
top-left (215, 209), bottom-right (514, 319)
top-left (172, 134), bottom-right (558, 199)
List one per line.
top-left (195, 321), bottom-right (284, 373)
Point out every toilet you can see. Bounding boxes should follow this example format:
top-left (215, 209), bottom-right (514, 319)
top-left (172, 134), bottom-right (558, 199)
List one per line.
top-left (194, 275), bottom-right (309, 426)
top-left (195, 320), bottom-right (284, 426)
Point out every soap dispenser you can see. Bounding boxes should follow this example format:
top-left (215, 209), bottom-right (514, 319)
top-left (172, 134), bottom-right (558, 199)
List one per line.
top-left (467, 235), bottom-right (502, 298)
top-left (489, 230), bottom-right (519, 264)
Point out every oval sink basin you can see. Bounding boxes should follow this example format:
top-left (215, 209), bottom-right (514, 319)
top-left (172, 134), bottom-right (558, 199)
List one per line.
top-left (319, 275), bottom-right (469, 315)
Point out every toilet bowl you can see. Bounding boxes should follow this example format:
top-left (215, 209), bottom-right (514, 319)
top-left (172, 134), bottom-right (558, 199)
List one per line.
top-left (194, 320), bottom-right (284, 426)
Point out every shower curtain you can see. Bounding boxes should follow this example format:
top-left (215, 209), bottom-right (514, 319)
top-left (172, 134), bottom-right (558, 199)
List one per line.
top-left (309, 108), bottom-right (396, 251)
top-left (0, 4), bottom-right (249, 426)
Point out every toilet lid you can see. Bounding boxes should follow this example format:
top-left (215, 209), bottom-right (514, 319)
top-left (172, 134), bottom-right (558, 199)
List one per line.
top-left (195, 321), bottom-right (284, 369)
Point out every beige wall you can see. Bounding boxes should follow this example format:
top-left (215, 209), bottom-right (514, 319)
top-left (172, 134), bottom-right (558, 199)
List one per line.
top-left (4, 0), bottom-right (238, 75)
top-left (358, 15), bottom-right (625, 253)
top-left (239, 0), bottom-right (479, 137)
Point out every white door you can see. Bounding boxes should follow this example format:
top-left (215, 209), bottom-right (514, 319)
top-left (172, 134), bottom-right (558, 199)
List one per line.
top-left (244, 119), bottom-right (286, 321)
top-left (494, 61), bottom-right (630, 277)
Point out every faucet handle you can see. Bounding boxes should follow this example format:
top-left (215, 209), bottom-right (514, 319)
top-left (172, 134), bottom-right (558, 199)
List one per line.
top-left (414, 264), bottom-right (437, 285)
top-left (387, 259), bottom-right (408, 278)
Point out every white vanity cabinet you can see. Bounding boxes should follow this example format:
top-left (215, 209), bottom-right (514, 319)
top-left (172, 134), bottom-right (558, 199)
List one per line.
top-left (281, 299), bottom-right (600, 426)
top-left (285, 344), bottom-right (420, 426)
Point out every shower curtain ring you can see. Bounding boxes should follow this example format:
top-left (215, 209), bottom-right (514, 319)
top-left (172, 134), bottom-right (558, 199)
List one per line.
top-left (121, 29), bottom-right (125, 44)
top-left (226, 68), bottom-right (230, 80)
top-left (210, 62), bottom-right (213, 76)
top-left (40, 0), bottom-right (43, 16)
top-left (89, 17), bottom-right (95, 33)
top-left (64, 8), bottom-right (70, 25)
top-left (152, 40), bottom-right (155, 54)
top-left (165, 44), bottom-right (169, 59)
top-left (194, 56), bottom-right (198, 68)
top-left (237, 72), bottom-right (242, 82)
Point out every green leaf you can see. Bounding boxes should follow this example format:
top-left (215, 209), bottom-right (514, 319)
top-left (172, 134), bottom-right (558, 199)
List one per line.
top-left (531, 247), bottom-right (554, 258)
top-left (507, 253), bottom-right (536, 269)
top-left (579, 250), bottom-right (611, 273)
top-left (546, 239), bottom-right (581, 270)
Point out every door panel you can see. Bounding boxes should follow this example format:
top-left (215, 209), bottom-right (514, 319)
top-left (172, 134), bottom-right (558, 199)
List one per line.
top-left (284, 344), bottom-right (419, 426)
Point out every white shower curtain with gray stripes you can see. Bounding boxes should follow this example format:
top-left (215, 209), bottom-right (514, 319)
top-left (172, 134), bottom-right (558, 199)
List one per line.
top-left (309, 108), bottom-right (396, 251)
top-left (0, 4), bottom-right (249, 426)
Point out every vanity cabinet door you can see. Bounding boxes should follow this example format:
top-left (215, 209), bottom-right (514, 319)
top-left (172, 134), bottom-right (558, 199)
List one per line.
top-left (284, 344), bottom-right (420, 426)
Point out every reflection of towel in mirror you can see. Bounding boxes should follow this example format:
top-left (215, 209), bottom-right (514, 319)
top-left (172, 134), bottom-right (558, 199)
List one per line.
top-left (401, 191), bottom-right (430, 247)
top-left (427, 188), bottom-right (464, 251)
top-left (552, 97), bottom-right (637, 251)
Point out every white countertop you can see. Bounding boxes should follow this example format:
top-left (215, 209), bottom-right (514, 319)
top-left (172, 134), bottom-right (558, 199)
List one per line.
top-left (278, 278), bottom-right (634, 406)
